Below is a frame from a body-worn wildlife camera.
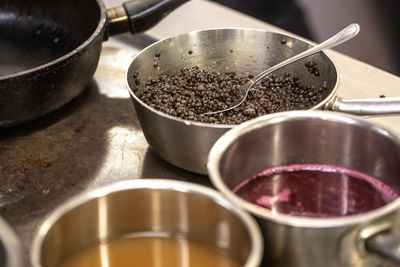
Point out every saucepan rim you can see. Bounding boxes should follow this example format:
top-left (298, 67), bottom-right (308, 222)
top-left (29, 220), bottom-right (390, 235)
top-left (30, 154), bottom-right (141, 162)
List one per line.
top-left (207, 110), bottom-right (400, 228)
top-left (0, 216), bottom-right (24, 267)
top-left (30, 179), bottom-right (264, 267)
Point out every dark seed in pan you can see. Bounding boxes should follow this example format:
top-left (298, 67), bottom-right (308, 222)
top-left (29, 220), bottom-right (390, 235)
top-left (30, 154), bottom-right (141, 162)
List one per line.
top-left (138, 66), bottom-right (328, 125)
top-left (305, 61), bottom-right (320, 76)
top-left (153, 53), bottom-right (161, 68)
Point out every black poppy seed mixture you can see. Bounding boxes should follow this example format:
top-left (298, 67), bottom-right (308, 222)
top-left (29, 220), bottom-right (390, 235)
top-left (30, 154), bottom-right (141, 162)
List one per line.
top-left (138, 65), bottom-right (328, 125)
top-left (305, 61), bottom-right (321, 76)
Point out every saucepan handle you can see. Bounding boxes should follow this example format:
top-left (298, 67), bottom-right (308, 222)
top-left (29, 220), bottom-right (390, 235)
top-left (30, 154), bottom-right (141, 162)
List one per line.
top-left (335, 97), bottom-right (400, 115)
top-left (105, 0), bottom-right (189, 37)
top-left (366, 232), bottom-right (400, 264)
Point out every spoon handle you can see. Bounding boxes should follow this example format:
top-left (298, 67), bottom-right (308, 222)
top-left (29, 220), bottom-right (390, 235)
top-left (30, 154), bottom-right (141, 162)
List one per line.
top-left (204, 24), bottom-right (360, 115)
top-left (252, 23), bottom-right (360, 86)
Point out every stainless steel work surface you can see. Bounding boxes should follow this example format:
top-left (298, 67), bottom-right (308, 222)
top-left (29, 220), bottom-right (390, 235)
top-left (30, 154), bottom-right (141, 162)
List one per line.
top-left (0, 36), bottom-right (209, 259)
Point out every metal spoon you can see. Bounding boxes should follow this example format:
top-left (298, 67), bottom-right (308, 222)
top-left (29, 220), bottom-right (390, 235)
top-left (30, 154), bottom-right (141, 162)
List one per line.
top-left (204, 23), bottom-right (360, 115)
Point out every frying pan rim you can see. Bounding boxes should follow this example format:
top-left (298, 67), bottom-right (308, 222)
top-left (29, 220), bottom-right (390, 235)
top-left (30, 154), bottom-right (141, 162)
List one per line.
top-left (0, 0), bottom-right (107, 81)
top-left (126, 27), bottom-right (339, 129)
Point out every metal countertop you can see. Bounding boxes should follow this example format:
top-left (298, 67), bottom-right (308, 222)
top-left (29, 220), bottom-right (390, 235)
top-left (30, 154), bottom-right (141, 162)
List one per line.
top-left (0, 34), bottom-right (209, 263)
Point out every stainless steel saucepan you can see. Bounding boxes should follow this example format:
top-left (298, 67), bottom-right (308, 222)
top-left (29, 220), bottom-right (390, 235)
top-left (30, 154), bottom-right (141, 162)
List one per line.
top-left (31, 179), bottom-right (263, 267)
top-left (207, 110), bottom-right (400, 267)
top-left (126, 28), bottom-right (400, 174)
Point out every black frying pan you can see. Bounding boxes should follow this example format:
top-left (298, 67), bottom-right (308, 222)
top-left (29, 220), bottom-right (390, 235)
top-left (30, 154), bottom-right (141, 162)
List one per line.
top-left (0, 0), bottom-right (188, 128)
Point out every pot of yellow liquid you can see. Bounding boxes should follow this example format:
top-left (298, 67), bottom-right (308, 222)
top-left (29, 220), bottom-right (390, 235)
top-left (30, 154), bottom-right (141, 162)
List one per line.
top-left (31, 179), bottom-right (263, 267)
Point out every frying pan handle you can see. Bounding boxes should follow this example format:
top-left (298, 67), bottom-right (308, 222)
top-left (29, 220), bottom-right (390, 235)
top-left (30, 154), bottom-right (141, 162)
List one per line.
top-left (106, 0), bottom-right (189, 37)
top-left (366, 232), bottom-right (400, 264)
top-left (334, 97), bottom-right (400, 115)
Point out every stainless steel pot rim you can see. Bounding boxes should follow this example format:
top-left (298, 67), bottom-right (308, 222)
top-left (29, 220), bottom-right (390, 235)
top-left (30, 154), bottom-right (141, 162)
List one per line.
top-left (31, 179), bottom-right (263, 267)
top-left (125, 27), bottom-right (339, 129)
top-left (208, 110), bottom-right (400, 228)
top-left (0, 0), bottom-right (107, 81)
top-left (0, 217), bottom-right (24, 267)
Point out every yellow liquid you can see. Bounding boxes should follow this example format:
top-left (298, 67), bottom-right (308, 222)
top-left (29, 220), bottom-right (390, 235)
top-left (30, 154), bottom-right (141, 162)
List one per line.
top-left (60, 235), bottom-right (241, 267)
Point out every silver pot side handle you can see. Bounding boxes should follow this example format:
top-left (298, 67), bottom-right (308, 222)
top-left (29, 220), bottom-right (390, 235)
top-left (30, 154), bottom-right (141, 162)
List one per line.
top-left (334, 97), bottom-right (400, 115)
top-left (366, 232), bottom-right (400, 264)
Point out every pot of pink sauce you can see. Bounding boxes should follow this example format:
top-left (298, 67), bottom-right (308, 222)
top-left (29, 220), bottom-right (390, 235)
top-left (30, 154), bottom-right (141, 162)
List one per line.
top-left (207, 110), bottom-right (400, 267)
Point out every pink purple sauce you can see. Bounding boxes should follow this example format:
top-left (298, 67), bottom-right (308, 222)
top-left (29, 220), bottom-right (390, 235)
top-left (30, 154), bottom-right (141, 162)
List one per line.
top-left (233, 164), bottom-right (399, 218)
